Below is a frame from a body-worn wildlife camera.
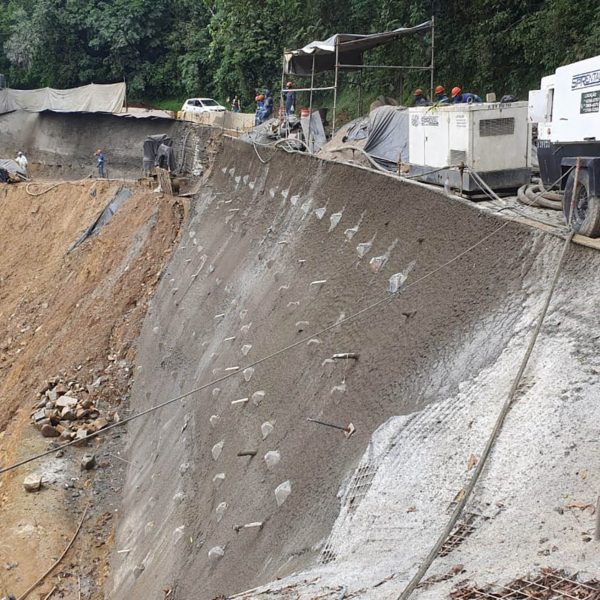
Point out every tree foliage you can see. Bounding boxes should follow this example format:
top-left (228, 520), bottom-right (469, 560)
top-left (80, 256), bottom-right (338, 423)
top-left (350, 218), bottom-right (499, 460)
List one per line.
top-left (0, 0), bottom-right (599, 108)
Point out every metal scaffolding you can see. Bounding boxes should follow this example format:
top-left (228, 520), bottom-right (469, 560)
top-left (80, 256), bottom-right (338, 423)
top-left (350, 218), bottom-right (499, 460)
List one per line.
top-left (280, 18), bottom-right (435, 138)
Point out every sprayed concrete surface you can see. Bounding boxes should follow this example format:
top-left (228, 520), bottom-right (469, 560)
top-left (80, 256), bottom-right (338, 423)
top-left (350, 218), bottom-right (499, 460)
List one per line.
top-left (106, 137), bottom-right (600, 599)
top-left (0, 111), bottom-right (216, 179)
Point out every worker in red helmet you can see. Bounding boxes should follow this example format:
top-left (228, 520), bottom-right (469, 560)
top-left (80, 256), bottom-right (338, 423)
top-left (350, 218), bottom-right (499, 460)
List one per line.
top-left (284, 81), bottom-right (296, 115)
top-left (434, 85), bottom-right (450, 104)
top-left (451, 86), bottom-right (482, 104)
top-left (413, 88), bottom-right (431, 106)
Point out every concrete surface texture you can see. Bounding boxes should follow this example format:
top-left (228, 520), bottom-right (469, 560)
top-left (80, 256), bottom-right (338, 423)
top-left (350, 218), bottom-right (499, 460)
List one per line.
top-left (107, 138), bottom-right (598, 599)
top-left (0, 111), bottom-right (214, 179)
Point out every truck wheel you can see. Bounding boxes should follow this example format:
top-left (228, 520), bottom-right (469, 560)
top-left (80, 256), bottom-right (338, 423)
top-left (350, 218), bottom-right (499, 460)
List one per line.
top-left (563, 168), bottom-right (600, 237)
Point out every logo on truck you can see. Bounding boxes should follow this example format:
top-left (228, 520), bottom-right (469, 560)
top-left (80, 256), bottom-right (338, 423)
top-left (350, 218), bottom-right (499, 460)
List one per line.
top-left (572, 69), bottom-right (600, 90)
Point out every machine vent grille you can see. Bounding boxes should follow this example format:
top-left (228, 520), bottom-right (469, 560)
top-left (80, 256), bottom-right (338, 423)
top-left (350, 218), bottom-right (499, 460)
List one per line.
top-left (449, 149), bottom-right (467, 164)
top-left (479, 117), bottom-right (515, 137)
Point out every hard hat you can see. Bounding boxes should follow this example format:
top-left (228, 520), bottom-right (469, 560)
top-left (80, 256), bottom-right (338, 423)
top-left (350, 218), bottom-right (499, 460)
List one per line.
top-left (17, 151), bottom-right (22, 156)
top-left (95, 148), bottom-right (102, 155)
top-left (286, 81), bottom-right (293, 88)
top-left (435, 85), bottom-right (445, 95)
top-left (414, 88), bottom-right (423, 96)
top-left (451, 86), bottom-right (461, 98)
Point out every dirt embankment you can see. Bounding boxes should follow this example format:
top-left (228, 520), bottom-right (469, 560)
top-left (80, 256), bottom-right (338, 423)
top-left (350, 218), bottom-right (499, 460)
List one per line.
top-left (0, 180), bottom-right (184, 598)
top-left (109, 138), bottom-right (571, 599)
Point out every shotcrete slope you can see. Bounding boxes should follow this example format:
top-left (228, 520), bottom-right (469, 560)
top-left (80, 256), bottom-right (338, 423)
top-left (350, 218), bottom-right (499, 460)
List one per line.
top-left (0, 110), bottom-right (215, 179)
top-left (107, 138), bottom-right (595, 599)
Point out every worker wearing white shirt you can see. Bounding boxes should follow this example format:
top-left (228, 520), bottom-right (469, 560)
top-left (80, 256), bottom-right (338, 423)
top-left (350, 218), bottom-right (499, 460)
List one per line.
top-left (15, 151), bottom-right (28, 174)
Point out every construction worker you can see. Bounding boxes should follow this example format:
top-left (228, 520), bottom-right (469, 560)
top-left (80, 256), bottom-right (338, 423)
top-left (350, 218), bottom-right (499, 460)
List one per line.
top-left (284, 81), bottom-right (296, 115)
top-left (413, 88), bottom-right (430, 106)
top-left (15, 151), bottom-right (28, 174)
top-left (413, 88), bottom-right (431, 106)
top-left (95, 149), bottom-right (105, 178)
top-left (434, 85), bottom-right (450, 104)
top-left (451, 87), bottom-right (482, 104)
top-left (254, 94), bottom-right (265, 125)
top-left (262, 88), bottom-right (274, 120)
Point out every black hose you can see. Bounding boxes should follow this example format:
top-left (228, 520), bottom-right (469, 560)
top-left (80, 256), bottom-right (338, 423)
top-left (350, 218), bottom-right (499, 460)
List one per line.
top-left (517, 183), bottom-right (562, 210)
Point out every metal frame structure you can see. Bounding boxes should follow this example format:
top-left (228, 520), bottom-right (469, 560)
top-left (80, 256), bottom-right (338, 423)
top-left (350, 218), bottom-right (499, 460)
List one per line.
top-left (280, 17), bottom-right (435, 141)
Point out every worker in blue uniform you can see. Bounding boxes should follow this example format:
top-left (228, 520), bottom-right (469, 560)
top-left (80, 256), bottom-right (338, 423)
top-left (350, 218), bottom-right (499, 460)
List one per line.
top-left (413, 88), bottom-right (431, 106)
top-left (451, 86), bottom-right (483, 104)
top-left (434, 85), bottom-right (450, 104)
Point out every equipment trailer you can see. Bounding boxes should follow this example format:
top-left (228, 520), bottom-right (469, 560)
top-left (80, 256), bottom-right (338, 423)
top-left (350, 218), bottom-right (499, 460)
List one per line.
top-left (529, 55), bottom-right (600, 237)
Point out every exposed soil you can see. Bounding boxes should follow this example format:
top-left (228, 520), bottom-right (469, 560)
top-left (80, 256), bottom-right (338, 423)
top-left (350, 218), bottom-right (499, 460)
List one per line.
top-left (0, 179), bottom-right (184, 598)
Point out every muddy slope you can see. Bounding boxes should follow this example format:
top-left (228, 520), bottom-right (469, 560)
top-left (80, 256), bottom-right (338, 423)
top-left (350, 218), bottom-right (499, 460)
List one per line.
top-left (109, 138), bottom-right (568, 599)
top-left (0, 180), bottom-right (183, 598)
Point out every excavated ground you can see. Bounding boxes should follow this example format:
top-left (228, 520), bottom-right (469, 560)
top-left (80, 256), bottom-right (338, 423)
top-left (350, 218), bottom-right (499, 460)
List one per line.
top-left (107, 138), bottom-right (600, 600)
top-left (0, 179), bottom-right (184, 599)
top-left (1, 119), bottom-right (599, 600)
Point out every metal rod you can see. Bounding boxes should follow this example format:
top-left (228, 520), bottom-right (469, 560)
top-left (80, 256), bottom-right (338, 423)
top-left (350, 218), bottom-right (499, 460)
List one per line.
top-left (358, 69), bottom-right (362, 116)
top-left (237, 450), bottom-right (257, 457)
top-left (430, 15), bottom-right (435, 100)
top-left (337, 64), bottom-right (433, 71)
top-left (280, 51), bottom-right (286, 131)
top-left (307, 418), bottom-right (347, 431)
top-left (595, 495), bottom-right (600, 541)
top-left (308, 53), bottom-right (316, 152)
top-left (332, 39), bottom-right (339, 135)
top-left (283, 85), bottom-right (336, 93)
top-left (568, 157), bottom-right (581, 227)
top-left (332, 353), bottom-right (359, 360)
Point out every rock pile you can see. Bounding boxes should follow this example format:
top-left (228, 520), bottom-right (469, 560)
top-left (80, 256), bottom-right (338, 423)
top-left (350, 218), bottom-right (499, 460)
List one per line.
top-left (30, 376), bottom-right (118, 444)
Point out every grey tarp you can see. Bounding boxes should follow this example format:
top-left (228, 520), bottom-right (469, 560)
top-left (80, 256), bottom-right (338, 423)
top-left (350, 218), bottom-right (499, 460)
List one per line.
top-left (285, 21), bottom-right (432, 75)
top-left (363, 106), bottom-right (409, 170)
top-left (143, 134), bottom-right (174, 173)
top-left (69, 187), bottom-right (132, 252)
top-left (301, 112), bottom-right (327, 153)
top-left (0, 82), bottom-right (125, 115)
top-left (0, 158), bottom-right (26, 182)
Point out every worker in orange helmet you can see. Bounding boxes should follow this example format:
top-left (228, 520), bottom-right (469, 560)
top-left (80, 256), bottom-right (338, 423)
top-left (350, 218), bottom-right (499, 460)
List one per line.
top-left (434, 85), bottom-right (450, 104)
top-left (451, 86), bottom-right (482, 104)
top-left (284, 81), bottom-right (296, 115)
top-left (413, 88), bottom-right (430, 106)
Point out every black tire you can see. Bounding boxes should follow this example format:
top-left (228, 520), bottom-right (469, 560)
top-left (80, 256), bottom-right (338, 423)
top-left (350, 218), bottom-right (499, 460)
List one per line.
top-left (563, 168), bottom-right (600, 237)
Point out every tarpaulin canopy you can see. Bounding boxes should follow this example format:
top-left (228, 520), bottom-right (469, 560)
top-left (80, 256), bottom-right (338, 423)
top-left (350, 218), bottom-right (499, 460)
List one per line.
top-left (0, 82), bottom-right (125, 115)
top-left (285, 21), bottom-right (432, 75)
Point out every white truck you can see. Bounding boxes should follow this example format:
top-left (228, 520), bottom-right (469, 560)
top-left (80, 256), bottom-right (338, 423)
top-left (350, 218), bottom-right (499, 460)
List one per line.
top-left (529, 55), bottom-right (600, 237)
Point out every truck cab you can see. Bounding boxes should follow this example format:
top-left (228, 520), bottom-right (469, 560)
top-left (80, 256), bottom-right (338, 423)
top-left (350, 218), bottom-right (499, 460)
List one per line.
top-left (529, 55), bottom-right (600, 236)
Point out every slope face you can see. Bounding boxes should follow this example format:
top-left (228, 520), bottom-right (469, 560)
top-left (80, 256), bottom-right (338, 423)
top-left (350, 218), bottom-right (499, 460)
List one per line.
top-left (0, 180), bottom-right (183, 597)
top-left (0, 111), bottom-right (215, 179)
top-left (108, 138), bottom-right (572, 599)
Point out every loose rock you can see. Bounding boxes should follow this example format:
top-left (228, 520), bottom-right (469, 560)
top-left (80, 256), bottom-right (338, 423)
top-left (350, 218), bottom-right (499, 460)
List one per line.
top-left (40, 424), bottom-right (60, 438)
top-left (23, 474), bottom-right (42, 492)
top-left (81, 454), bottom-right (96, 470)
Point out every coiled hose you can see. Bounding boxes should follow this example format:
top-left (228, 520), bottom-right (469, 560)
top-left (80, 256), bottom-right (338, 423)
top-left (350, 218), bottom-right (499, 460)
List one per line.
top-left (517, 182), bottom-right (562, 210)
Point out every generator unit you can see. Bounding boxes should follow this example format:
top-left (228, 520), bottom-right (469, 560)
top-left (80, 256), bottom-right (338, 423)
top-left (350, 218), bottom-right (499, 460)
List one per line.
top-left (407, 102), bottom-right (531, 194)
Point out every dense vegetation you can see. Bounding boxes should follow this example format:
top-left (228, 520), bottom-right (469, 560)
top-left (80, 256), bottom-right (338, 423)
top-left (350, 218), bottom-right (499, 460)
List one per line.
top-left (1, 0), bottom-right (599, 113)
